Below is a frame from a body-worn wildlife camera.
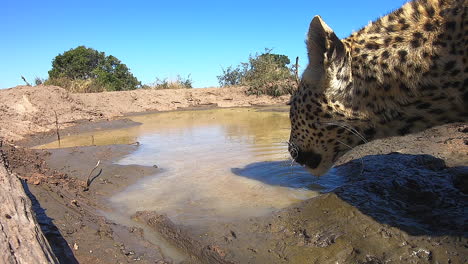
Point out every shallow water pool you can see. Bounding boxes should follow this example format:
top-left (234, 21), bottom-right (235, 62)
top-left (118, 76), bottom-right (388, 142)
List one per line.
top-left (37, 107), bottom-right (343, 226)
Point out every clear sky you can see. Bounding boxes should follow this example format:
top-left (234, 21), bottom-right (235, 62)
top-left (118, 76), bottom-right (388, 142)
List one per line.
top-left (1, 0), bottom-right (407, 89)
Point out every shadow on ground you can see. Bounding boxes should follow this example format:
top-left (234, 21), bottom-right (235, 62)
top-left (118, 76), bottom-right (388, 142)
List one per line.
top-left (334, 153), bottom-right (467, 237)
top-left (23, 182), bottom-right (79, 264)
top-left (233, 153), bottom-right (467, 237)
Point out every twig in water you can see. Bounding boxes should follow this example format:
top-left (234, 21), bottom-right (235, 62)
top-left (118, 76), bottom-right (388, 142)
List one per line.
top-left (84, 160), bottom-right (101, 191)
top-left (54, 111), bottom-right (61, 147)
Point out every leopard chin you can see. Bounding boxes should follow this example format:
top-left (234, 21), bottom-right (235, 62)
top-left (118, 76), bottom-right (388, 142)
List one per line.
top-left (304, 163), bottom-right (332, 177)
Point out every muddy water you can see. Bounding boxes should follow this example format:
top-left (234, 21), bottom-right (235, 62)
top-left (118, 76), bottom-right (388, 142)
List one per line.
top-left (37, 107), bottom-right (343, 261)
top-left (110, 108), bottom-right (341, 224)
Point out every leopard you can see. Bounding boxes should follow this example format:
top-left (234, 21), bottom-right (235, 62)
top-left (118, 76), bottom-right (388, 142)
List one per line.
top-left (288, 0), bottom-right (467, 176)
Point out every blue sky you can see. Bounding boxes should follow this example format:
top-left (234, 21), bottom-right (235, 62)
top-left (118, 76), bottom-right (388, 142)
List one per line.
top-left (1, 0), bottom-right (407, 89)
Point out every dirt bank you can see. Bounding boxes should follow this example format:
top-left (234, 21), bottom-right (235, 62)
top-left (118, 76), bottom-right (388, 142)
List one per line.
top-left (0, 85), bottom-right (289, 142)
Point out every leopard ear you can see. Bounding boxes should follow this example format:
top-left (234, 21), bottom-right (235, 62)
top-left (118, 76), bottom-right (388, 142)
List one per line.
top-left (306, 16), bottom-right (345, 80)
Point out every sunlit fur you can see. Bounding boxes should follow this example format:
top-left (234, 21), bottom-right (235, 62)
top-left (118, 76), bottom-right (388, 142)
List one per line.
top-left (289, 0), bottom-right (467, 176)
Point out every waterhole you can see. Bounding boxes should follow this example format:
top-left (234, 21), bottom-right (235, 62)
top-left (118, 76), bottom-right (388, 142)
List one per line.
top-left (36, 107), bottom-right (343, 261)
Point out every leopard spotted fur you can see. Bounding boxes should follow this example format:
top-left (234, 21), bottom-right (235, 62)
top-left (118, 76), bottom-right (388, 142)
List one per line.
top-left (289, 0), bottom-right (467, 175)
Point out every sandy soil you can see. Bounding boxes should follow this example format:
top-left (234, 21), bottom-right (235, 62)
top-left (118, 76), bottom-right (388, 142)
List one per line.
top-left (0, 85), bottom-right (466, 264)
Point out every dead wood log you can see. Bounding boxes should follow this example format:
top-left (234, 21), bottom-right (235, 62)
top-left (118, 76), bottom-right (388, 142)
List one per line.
top-left (0, 152), bottom-right (58, 263)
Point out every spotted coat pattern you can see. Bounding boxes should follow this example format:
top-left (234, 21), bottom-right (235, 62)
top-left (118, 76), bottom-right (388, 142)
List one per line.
top-left (289, 0), bottom-right (467, 176)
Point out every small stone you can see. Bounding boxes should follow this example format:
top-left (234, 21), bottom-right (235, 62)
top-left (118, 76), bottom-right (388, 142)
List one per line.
top-left (247, 247), bottom-right (257, 253)
top-left (411, 248), bottom-right (431, 260)
top-left (73, 243), bottom-right (79, 250)
top-left (125, 250), bottom-right (135, 256)
top-left (230, 230), bottom-right (237, 239)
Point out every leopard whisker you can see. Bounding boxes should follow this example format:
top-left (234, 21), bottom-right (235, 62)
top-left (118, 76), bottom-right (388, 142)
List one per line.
top-left (336, 139), bottom-right (365, 176)
top-left (279, 140), bottom-right (299, 176)
top-left (321, 121), bottom-right (368, 144)
top-left (286, 141), bottom-right (300, 168)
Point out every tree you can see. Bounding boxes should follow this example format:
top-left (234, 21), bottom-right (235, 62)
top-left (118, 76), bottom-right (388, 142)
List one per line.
top-left (48, 46), bottom-right (141, 91)
top-left (257, 53), bottom-right (290, 68)
top-left (217, 65), bottom-right (246, 86)
top-left (217, 49), bottom-right (297, 96)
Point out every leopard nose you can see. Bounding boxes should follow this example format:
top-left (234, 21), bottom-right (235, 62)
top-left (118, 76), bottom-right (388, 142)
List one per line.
top-left (290, 147), bottom-right (322, 169)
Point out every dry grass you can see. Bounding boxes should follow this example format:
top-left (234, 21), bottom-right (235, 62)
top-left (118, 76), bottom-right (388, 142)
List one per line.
top-left (44, 77), bottom-right (107, 93)
top-left (143, 81), bottom-right (191, 90)
top-left (143, 75), bottom-right (193, 90)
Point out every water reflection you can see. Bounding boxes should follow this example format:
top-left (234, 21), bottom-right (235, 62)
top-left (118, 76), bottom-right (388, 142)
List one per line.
top-left (36, 107), bottom-right (343, 226)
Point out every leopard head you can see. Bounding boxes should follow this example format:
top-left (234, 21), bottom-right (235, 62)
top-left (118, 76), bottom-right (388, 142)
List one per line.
top-left (289, 16), bottom-right (372, 176)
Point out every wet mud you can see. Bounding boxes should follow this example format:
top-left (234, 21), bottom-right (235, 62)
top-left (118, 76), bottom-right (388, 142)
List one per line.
top-left (1, 142), bottom-right (181, 263)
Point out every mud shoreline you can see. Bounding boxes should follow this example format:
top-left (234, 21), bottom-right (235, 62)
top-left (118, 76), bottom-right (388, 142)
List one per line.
top-left (1, 85), bottom-right (467, 263)
top-left (7, 119), bottom-right (467, 264)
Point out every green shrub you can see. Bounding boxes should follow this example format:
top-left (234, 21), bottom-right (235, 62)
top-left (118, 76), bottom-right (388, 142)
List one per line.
top-left (217, 65), bottom-right (246, 86)
top-left (34, 77), bottom-right (45, 85)
top-left (217, 49), bottom-right (298, 96)
top-left (47, 46), bottom-right (141, 92)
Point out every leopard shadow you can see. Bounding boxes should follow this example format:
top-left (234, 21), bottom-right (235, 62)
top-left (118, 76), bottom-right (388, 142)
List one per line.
top-left (232, 153), bottom-right (467, 237)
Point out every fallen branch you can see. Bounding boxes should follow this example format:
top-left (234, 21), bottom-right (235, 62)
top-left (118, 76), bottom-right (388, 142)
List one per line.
top-left (84, 160), bottom-right (102, 191)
